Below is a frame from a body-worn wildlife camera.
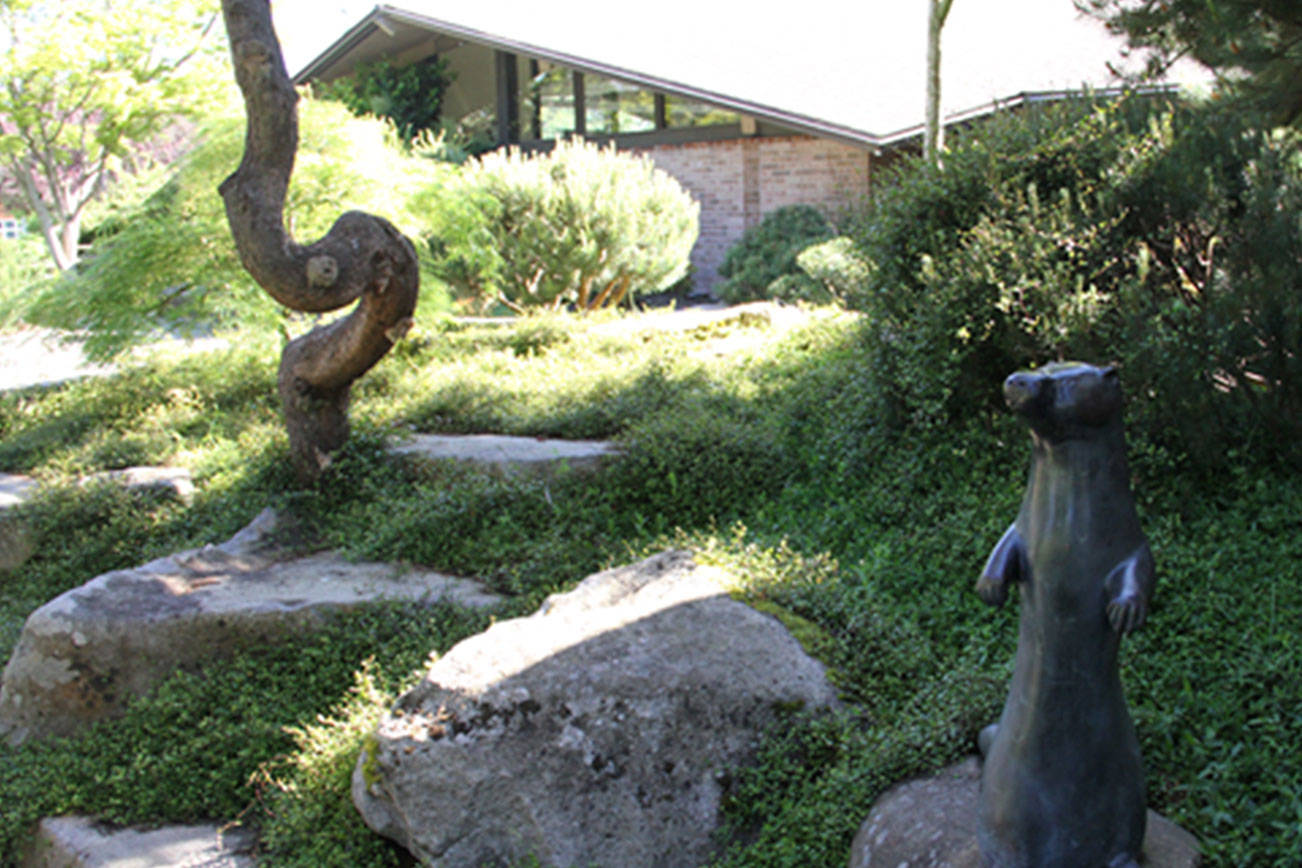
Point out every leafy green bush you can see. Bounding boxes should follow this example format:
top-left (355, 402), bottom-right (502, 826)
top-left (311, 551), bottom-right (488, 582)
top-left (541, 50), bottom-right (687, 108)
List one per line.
top-left (717, 205), bottom-right (833, 303)
top-left (23, 98), bottom-right (453, 360)
top-left (425, 138), bottom-right (698, 312)
top-left (836, 96), bottom-right (1302, 469)
top-left (790, 236), bottom-right (871, 305)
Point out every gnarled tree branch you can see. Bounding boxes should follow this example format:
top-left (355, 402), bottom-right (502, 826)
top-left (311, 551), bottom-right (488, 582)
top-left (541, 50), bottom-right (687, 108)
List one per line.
top-left (218, 0), bottom-right (418, 482)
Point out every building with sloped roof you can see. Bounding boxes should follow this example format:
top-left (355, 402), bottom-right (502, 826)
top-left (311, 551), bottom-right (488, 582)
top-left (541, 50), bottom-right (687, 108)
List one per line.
top-left (295, 2), bottom-right (1200, 291)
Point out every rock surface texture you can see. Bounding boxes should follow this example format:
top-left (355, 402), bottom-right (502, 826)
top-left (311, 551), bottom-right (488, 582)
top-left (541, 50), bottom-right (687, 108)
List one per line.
top-left (0, 509), bottom-right (500, 745)
top-left (0, 473), bottom-right (36, 571)
top-left (23, 816), bottom-right (255, 868)
top-left (83, 466), bottom-right (196, 505)
top-left (0, 467), bottom-right (193, 573)
top-left (391, 433), bottom-right (618, 478)
top-left (846, 759), bottom-right (1201, 868)
top-left (353, 550), bottom-right (840, 868)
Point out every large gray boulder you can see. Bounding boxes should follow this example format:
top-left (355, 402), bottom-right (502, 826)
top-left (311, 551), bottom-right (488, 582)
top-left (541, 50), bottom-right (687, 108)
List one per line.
top-left (0, 510), bottom-right (500, 745)
top-left (353, 550), bottom-right (840, 868)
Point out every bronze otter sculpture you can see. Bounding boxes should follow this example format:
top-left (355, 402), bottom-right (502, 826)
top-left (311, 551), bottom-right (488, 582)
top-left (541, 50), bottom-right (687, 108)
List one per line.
top-left (976, 362), bottom-right (1154, 868)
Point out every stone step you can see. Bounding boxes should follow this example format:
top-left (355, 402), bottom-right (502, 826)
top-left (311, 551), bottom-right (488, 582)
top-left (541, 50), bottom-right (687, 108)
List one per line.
top-left (0, 509), bottom-right (501, 746)
top-left (0, 473), bottom-right (36, 509)
top-left (0, 468), bottom-right (194, 572)
top-left (23, 816), bottom-right (255, 868)
top-left (391, 433), bottom-right (619, 478)
top-left (0, 473), bottom-right (37, 571)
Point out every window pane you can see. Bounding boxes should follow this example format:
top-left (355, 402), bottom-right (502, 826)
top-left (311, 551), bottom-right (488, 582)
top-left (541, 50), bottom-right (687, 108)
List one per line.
top-left (665, 96), bottom-right (738, 128)
top-left (584, 74), bottom-right (655, 135)
top-left (521, 60), bottom-right (577, 140)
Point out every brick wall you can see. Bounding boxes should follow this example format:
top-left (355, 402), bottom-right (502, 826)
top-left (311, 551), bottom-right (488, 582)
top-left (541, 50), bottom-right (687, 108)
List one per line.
top-left (633, 135), bottom-right (872, 292)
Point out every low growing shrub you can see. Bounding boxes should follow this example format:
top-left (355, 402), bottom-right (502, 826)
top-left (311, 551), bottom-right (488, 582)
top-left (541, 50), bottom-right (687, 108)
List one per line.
top-left (791, 236), bottom-right (872, 306)
top-left (717, 205), bottom-right (833, 303)
top-left (426, 139), bottom-right (698, 312)
top-left (0, 234), bottom-right (55, 325)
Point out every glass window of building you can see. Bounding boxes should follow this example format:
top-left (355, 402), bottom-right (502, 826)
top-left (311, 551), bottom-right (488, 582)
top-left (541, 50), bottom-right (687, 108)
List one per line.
top-left (520, 59), bottom-right (577, 140)
top-left (665, 96), bottom-right (739, 128)
top-left (583, 74), bottom-right (655, 136)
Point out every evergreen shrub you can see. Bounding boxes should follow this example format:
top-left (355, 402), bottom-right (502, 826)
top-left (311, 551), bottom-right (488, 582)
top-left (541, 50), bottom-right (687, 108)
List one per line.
top-left (426, 139), bottom-right (699, 312)
top-left (717, 204), bottom-right (833, 303)
top-left (792, 236), bottom-right (872, 306)
top-left (316, 55), bottom-right (455, 143)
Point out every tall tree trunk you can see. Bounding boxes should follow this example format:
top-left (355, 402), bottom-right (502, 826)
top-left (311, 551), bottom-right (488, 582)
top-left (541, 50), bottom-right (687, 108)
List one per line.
top-left (218, 0), bottom-right (418, 483)
top-left (925, 0), bottom-right (955, 166)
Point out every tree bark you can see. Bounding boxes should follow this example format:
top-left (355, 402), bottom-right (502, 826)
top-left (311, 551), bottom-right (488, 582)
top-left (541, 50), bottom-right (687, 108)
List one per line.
top-left (925, 0), bottom-right (955, 166)
top-left (13, 161), bottom-right (76, 271)
top-left (218, 0), bottom-right (418, 483)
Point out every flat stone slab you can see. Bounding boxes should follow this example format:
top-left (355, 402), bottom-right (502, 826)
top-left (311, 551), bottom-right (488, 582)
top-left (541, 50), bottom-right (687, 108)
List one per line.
top-left (847, 758), bottom-right (1201, 868)
top-left (23, 816), bottom-right (255, 867)
top-left (0, 473), bottom-right (36, 509)
top-left (83, 466), bottom-right (195, 505)
top-left (0, 473), bottom-right (37, 571)
top-left (0, 509), bottom-right (501, 745)
top-left (0, 468), bottom-right (192, 572)
top-left (391, 434), bottom-right (618, 477)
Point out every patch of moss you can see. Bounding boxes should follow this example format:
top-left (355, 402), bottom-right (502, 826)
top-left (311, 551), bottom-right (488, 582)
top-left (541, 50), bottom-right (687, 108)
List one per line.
top-left (360, 732), bottom-right (383, 788)
top-left (741, 595), bottom-right (841, 679)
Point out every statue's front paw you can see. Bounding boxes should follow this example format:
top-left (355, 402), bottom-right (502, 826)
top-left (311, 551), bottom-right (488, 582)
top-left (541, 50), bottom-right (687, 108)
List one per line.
top-left (975, 574), bottom-right (1008, 607)
top-left (1107, 594), bottom-right (1148, 634)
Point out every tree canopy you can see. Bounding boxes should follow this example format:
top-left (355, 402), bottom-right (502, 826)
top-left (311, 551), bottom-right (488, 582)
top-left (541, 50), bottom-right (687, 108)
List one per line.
top-left (1079, 0), bottom-right (1302, 126)
top-left (0, 0), bottom-right (224, 270)
top-left (25, 98), bottom-right (450, 360)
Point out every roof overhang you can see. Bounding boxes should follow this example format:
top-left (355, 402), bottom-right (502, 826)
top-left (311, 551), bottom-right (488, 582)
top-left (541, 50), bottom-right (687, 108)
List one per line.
top-left (294, 5), bottom-right (1187, 152)
top-left (293, 4), bottom-right (882, 148)
top-left (875, 83), bottom-right (1182, 146)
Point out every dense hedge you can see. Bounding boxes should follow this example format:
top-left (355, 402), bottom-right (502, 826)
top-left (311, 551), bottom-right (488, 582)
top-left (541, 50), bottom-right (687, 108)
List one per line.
top-left (836, 95), bottom-right (1302, 472)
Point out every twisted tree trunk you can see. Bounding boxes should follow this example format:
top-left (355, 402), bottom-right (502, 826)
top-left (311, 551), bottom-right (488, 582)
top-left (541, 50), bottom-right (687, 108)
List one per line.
top-left (218, 0), bottom-right (418, 483)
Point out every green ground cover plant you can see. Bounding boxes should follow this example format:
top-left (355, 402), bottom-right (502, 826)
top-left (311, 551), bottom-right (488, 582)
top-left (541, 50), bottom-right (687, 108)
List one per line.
top-left (1, 94), bottom-right (1298, 867)
top-left (0, 304), bottom-right (1295, 866)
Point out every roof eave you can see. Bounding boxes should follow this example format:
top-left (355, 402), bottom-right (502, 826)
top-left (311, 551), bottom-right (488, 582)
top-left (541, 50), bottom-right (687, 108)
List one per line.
top-left (292, 4), bottom-right (882, 148)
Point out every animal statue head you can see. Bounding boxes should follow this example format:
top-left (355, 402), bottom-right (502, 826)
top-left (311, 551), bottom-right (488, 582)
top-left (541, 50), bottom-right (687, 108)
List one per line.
top-left (1003, 362), bottom-right (1122, 443)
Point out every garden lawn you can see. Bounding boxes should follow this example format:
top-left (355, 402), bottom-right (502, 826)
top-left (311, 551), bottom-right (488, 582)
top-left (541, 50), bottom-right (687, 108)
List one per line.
top-left (0, 310), bottom-right (1296, 866)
